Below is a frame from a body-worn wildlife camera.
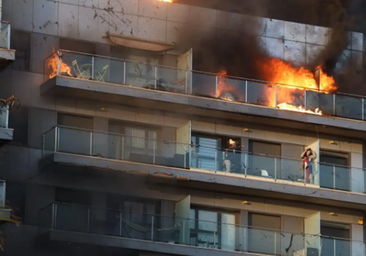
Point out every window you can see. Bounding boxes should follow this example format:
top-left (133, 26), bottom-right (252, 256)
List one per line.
top-left (191, 135), bottom-right (219, 171)
top-left (248, 140), bottom-right (281, 177)
top-left (320, 151), bottom-right (349, 190)
top-left (321, 222), bottom-right (350, 256)
top-left (248, 213), bottom-right (281, 254)
top-left (190, 208), bottom-right (236, 250)
top-left (57, 113), bottom-right (94, 154)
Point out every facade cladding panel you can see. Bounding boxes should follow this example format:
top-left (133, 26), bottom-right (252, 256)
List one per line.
top-left (0, 0), bottom-right (365, 256)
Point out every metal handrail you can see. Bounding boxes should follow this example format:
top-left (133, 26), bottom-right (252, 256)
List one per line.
top-left (40, 202), bottom-right (365, 244)
top-left (52, 49), bottom-right (366, 99)
top-left (44, 125), bottom-right (365, 172)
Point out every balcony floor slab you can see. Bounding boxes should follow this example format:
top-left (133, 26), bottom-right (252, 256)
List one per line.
top-left (43, 230), bottom-right (263, 256)
top-left (41, 76), bottom-right (366, 139)
top-left (37, 152), bottom-right (366, 211)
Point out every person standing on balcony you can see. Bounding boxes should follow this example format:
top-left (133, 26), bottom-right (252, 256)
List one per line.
top-left (223, 139), bottom-right (242, 173)
top-left (301, 148), bottom-right (317, 184)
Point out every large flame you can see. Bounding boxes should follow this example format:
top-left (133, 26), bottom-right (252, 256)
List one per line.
top-left (157, 0), bottom-right (173, 2)
top-left (217, 58), bottom-right (337, 115)
top-left (46, 49), bottom-right (72, 79)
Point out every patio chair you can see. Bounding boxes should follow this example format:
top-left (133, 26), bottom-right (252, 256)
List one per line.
top-left (95, 65), bottom-right (109, 82)
top-left (72, 60), bottom-right (91, 79)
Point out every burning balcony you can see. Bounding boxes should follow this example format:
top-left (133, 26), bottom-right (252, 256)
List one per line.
top-left (39, 202), bottom-right (364, 256)
top-left (0, 21), bottom-right (15, 70)
top-left (43, 50), bottom-right (366, 125)
top-left (0, 104), bottom-right (13, 142)
top-left (41, 126), bottom-right (366, 196)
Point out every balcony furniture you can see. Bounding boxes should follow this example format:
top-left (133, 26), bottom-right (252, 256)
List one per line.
top-left (72, 60), bottom-right (91, 79)
top-left (95, 65), bottom-right (109, 82)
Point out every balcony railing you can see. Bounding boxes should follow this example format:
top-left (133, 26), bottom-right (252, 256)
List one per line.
top-left (0, 22), bottom-right (11, 50)
top-left (0, 106), bottom-right (9, 129)
top-left (45, 49), bottom-right (366, 122)
top-left (39, 202), bottom-right (365, 256)
top-left (43, 126), bottom-right (366, 193)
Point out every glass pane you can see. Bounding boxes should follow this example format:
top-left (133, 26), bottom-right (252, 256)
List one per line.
top-left (276, 86), bottom-right (305, 109)
top-left (217, 77), bottom-right (246, 102)
top-left (248, 228), bottom-right (277, 255)
top-left (247, 81), bottom-right (274, 107)
top-left (0, 22), bottom-right (9, 49)
top-left (91, 131), bottom-right (109, 157)
top-left (320, 164), bottom-right (334, 189)
top-left (334, 166), bottom-right (350, 191)
top-left (305, 91), bottom-right (333, 116)
top-left (247, 154), bottom-right (275, 178)
top-left (158, 66), bottom-right (186, 94)
top-left (279, 158), bottom-right (304, 183)
top-left (55, 204), bottom-right (88, 232)
top-left (94, 57), bottom-right (124, 85)
top-left (58, 127), bottom-right (91, 155)
top-left (221, 214), bottom-right (236, 251)
top-left (191, 72), bottom-right (216, 97)
top-left (43, 128), bottom-right (56, 155)
top-left (335, 95), bottom-right (363, 120)
top-left (198, 211), bottom-right (217, 231)
top-left (59, 52), bottom-right (93, 79)
top-left (125, 62), bottom-right (156, 89)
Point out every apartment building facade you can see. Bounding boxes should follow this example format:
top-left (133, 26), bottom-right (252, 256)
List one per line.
top-left (0, 0), bottom-right (365, 255)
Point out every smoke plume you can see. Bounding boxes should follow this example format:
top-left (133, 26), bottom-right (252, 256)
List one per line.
top-left (176, 0), bottom-right (361, 92)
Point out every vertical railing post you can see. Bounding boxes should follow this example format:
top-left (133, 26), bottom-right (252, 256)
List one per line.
top-left (42, 134), bottom-right (45, 156)
top-left (119, 212), bottom-right (123, 236)
top-left (215, 75), bottom-right (219, 98)
top-left (51, 203), bottom-right (55, 230)
top-left (245, 80), bottom-right (248, 102)
top-left (185, 70), bottom-right (188, 94)
top-left (333, 165), bottom-right (336, 190)
top-left (333, 94), bottom-right (336, 116)
top-left (333, 239), bottom-right (336, 256)
top-left (304, 90), bottom-right (307, 109)
top-left (151, 215), bottom-right (154, 241)
top-left (274, 158), bottom-right (277, 181)
top-left (274, 85), bottom-right (278, 107)
top-left (152, 139), bottom-right (156, 164)
top-left (56, 52), bottom-right (60, 76)
top-left (54, 127), bottom-right (58, 152)
top-left (7, 23), bottom-right (11, 49)
top-left (123, 61), bottom-right (127, 85)
top-left (362, 98), bottom-right (365, 121)
top-left (274, 231), bottom-right (277, 255)
top-left (213, 224), bottom-right (216, 248)
top-left (183, 146), bottom-right (187, 168)
top-left (154, 66), bottom-right (158, 90)
top-left (54, 203), bottom-right (58, 229)
top-left (89, 131), bottom-right (93, 156)
top-left (121, 136), bottom-right (125, 160)
top-left (182, 220), bottom-right (185, 244)
top-left (91, 56), bottom-right (95, 80)
top-left (5, 107), bottom-right (9, 129)
top-left (244, 153), bottom-right (247, 177)
top-left (87, 207), bottom-right (90, 232)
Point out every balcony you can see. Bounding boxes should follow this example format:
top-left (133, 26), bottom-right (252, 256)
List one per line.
top-left (0, 105), bottom-right (13, 142)
top-left (39, 202), bottom-right (364, 256)
top-left (0, 21), bottom-right (15, 69)
top-left (40, 126), bottom-right (366, 208)
top-left (41, 50), bottom-right (366, 136)
top-left (0, 180), bottom-right (10, 220)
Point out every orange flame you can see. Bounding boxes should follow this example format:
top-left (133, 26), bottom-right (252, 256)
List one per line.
top-left (216, 58), bottom-right (337, 115)
top-left (46, 49), bottom-right (72, 79)
top-left (158, 0), bottom-right (173, 2)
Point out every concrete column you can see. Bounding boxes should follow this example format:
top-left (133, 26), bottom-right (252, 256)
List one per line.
top-left (25, 184), bottom-right (55, 225)
top-left (237, 210), bottom-right (248, 252)
top-left (350, 152), bottom-right (364, 193)
top-left (93, 117), bottom-right (109, 157)
top-left (351, 224), bottom-right (363, 256)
